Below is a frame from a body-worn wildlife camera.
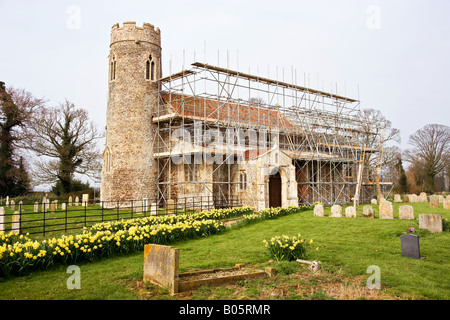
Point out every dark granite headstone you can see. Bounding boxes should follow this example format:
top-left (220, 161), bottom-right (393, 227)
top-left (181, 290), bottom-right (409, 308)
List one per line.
top-left (400, 234), bottom-right (425, 259)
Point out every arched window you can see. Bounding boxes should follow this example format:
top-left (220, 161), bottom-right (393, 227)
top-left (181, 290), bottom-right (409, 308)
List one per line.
top-left (239, 172), bottom-right (247, 190)
top-left (110, 56), bottom-right (116, 81)
top-left (146, 55), bottom-right (156, 80)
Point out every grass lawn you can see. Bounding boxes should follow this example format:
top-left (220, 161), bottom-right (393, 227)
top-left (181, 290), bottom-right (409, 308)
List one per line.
top-left (0, 201), bottom-right (449, 300)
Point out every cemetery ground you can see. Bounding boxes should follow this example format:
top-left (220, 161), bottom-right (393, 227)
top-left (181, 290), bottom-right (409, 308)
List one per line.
top-left (0, 201), bottom-right (449, 300)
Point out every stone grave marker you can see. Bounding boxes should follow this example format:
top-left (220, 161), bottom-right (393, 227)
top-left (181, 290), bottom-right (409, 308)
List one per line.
top-left (18, 201), bottom-right (23, 212)
top-left (151, 203), bottom-right (158, 216)
top-left (166, 199), bottom-right (176, 215)
top-left (135, 200), bottom-right (143, 214)
top-left (50, 200), bottom-right (57, 212)
top-left (82, 194), bottom-right (89, 207)
top-left (419, 192), bottom-right (427, 203)
top-left (438, 195), bottom-right (444, 203)
top-left (10, 200), bottom-right (15, 211)
top-left (143, 198), bottom-right (149, 212)
top-left (11, 211), bottom-right (20, 235)
top-left (68, 196), bottom-right (73, 206)
top-left (394, 194), bottom-right (402, 203)
top-left (143, 244), bottom-right (179, 294)
top-left (370, 199), bottom-right (377, 205)
top-left (330, 205), bottom-right (342, 217)
top-left (75, 196), bottom-right (79, 206)
top-left (444, 198), bottom-right (450, 210)
top-left (399, 205), bottom-right (414, 220)
top-left (61, 203), bottom-right (66, 211)
top-left (0, 207), bottom-right (5, 231)
top-left (401, 234), bottom-right (424, 259)
top-left (379, 201), bottom-right (393, 219)
top-left (345, 206), bottom-right (356, 218)
top-left (34, 202), bottom-right (39, 212)
top-left (429, 195), bottom-right (439, 208)
top-left (362, 205), bottom-right (374, 218)
top-left (419, 214), bottom-right (442, 233)
top-left (313, 204), bottom-right (324, 217)
top-left (5, 196), bottom-right (9, 207)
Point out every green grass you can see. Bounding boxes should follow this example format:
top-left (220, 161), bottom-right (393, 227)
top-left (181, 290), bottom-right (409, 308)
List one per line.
top-left (0, 201), bottom-right (449, 300)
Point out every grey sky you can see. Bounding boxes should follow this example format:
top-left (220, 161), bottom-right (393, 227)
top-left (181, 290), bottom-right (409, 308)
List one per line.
top-left (1, 0), bottom-right (449, 165)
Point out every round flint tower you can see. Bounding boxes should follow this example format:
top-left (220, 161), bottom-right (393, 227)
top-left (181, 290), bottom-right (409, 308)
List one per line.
top-left (101, 21), bottom-right (161, 203)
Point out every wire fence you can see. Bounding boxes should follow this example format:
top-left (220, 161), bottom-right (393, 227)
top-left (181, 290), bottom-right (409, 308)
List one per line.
top-left (0, 196), bottom-right (241, 237)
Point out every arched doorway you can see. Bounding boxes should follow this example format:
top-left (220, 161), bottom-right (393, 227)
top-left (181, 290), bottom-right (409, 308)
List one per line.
top-left (269, 172), bottom-right (282, 208)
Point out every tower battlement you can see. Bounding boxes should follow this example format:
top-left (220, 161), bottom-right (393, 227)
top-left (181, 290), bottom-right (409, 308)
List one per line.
top-left (110, 21), bottom-right (161, 47)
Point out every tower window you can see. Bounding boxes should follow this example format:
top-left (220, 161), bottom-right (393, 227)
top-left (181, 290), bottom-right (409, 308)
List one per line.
top-left (146, 55), bottom-right (155, 80)
top-left (184, 163), bottom-right (197, 182)
top-left (239, 172), bottom-right (247, 190)
top-left (110, 56), bottom-right (116, 81)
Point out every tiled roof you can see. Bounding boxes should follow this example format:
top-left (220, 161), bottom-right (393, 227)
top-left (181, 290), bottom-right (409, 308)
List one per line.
top-left (160, 92), bottom-right (297, 131)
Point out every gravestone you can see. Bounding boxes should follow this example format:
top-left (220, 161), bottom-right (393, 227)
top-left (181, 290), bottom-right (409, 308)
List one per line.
top-left (51, 200), bottom-right (57, 212)
top-left (0, 207), bottom-right (5, 231)
top-left (419, 192), bottom-right (427, 203)
top-left (379, 201), bottom-right (393, 219)
top-left (438, 195), bottom-right (444, 203)
top-left (11, 211), bottom-right (20, 235)
top-left (419, 214), bottom-right (442, 233)
top-left (82, 194), bottom-right (89, 207)
top-left (34, 202), bottom-right (39, 212)
top-left (143, 198), bottom-right (149, 212)
top-left (429, 195), bottom-right (439, 208)
top-left (345, 206), bottom-right (356, 218)
top-left (444, 198), bottom-right (450, 210)
top-left (151, 203), bottom-right (158, 216)
top-left (394, 194), bottom-right (402, 203)
top-left (143, 244), bottom-right (179, 294)
top-left (370, 199), bottom-right (377, 205)
top-left (166, 199), bottom-right (176, 215)
top-left (399, 205), bottom-right (414, 220)
top-left (5, 196), bottom-right (9, 207)
top-left (75, 196), bottom-right (79, 206)
top-left (18, 201), bottom-right (23, 212)
top-left (330, 205), bottom-right (342, 218)
top-left (10, 200), bottom-right (15, 211)
top-left (135, 200), bottom-right (143, 214)
top-left (402, 196), bottom-right (409, 203)
top-left (61, 203), bottom-right (66, 211)
top-left (42, 199), bottom-right (48, 213)
top-left (68, 196), bottom-right (73, 206)
top-left (410, 194), bottom-right (418, 203)
top-left (362, 205), bottom-right (374, 218)
top-left (313, 204), bottom-right (324, 217)
top-left (401, 234), bottom-right (424, 259)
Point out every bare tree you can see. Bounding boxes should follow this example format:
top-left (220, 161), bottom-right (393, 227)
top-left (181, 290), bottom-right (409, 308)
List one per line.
top-left (26, 100), bottom-right (102, 194)
top-left (0, 82), bottom-right (45, 195)
top-left (403, 124), bottom-right (450, 193)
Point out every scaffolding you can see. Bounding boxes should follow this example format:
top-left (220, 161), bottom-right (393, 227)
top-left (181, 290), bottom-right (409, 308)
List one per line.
top-left (152, 62), bottom-right (389, 207)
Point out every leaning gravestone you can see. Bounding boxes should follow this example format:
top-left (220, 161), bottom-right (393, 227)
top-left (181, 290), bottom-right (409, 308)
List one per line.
top-left (313, 204), bottom-right (324, 217)
top-left (399, 205), bottom-right (414, 220)
top-left (362, 205), bottom-right (374, 218)
top-left (429, 195), bottom-right (439, 208)
top-left (379, 201), bottom-right (394, 219)
top-left (345, 206), bottom-right (356, 218)
top-left (401, 234), bottom-right (424, 259)
top-left (330, 205), bottom-right (342, 218)
top-left (419, 214), bottom-right (442, 233)
top-left (0, 207), bottom-right (5, 231)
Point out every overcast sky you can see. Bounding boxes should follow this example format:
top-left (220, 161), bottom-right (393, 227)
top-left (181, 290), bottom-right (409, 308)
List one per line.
top-left (1, 0), bottom-right (449, 186)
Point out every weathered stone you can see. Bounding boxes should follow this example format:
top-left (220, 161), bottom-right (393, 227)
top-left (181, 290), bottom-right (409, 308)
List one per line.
top-left (444, 198), bottom-right (450, 210)
top-left (401, 234), bottom-right (423, 259)
top-left (151, 203), bottom-right (158, 216)
top-left (61, 203), bottom-right (66, 211)
top-left (394, 194), bottom-right (402, 203)
top-left (419, 214), bottom-right (442, 233)
top-left (438, 195), bottom-right (444, 203)
top-left (379, 201), bottom-right (393, 219)
top-left (5, 196), bottom-right (9, 207)
top-left (51, 200), bottom-right (57, 212)
top-left (265, 267), bottom-right (277, 277)
top-left (402, 196), bottom-right (409, 203)
top-left (419, 192), bottom-right (427, 203)
top-left (399, 205), bottom-right (414, 220)
top-left (409, 194), bottom-right (418, 203)
top-left (135, 200), bottom-right (143, 214)
top-left (75, 196), bottom-right (79, 206)
top-left (0, 207), bottom-right (5, 231)
top-left (68, 196), bottom-right (73, 206)
top-left (18, 201), bottom-right (23, 212)
top-left (143, 244), bottom-right (179, 294)
top-left (11, 211), bottom-right (20, 235)
top-left (313, 204), bottom-right (324, 217)
top-left (330, 205), bottom-right (342, 218)
top-left (82, 194), bottom-right (89, 207)
top-left (166, 199), bottom-right (176, 215)
top-left (362, 205), bottom-right (374, 218)
top-left (429, 195), bottom-right (439, 208)
top-left (370, 199), bottom-right (377, 205)
top-left (34, 202), bottom-right (39, 212)
top-left (10, 200), bottom-right (15, 211)
top-left (345, 206), bottom-right (356, 218)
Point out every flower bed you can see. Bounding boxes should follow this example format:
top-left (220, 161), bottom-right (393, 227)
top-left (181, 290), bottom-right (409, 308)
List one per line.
top-left (263, 234), bottom-right (317, 262)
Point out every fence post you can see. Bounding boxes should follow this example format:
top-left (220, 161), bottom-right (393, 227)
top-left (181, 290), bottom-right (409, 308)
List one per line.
top-left (65, 202), bottom-right (68, 233)
top-left (131, 200), bottom-right (133, 219)
top-left (43, 203), bottom-right (46, 236)
top-left (84, 200), bottom-right (87, 227)
top-left (117, 200), bottom-right (120, 221)
top-left (19, 203), bottom-right (22, 235)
